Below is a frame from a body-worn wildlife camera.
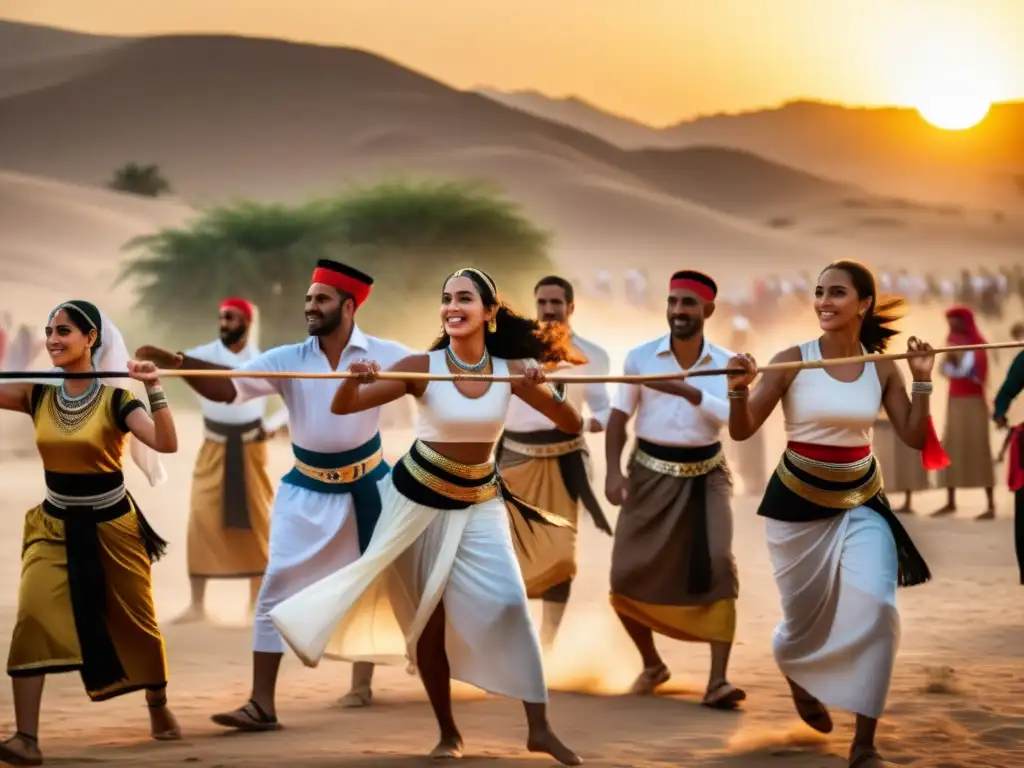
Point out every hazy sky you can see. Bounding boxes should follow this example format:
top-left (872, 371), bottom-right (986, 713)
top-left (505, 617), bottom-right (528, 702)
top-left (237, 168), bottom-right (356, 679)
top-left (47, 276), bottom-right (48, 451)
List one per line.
top-left (3, 0), bottom-right (1023, 125)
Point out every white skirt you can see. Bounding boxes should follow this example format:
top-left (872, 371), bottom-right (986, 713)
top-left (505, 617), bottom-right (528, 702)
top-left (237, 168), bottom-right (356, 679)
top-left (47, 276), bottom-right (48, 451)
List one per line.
top-left (764, 506), bottom-right (900, 719)
top-left (268, 476), bottom-right (548, 703)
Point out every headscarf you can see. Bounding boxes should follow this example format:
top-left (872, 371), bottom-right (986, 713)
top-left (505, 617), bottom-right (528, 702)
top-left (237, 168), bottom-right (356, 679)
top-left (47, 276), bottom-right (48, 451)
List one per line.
top-left (47, 301), bottom-right (168, 487)
top-left (945, 305), bottom-right (988, 386)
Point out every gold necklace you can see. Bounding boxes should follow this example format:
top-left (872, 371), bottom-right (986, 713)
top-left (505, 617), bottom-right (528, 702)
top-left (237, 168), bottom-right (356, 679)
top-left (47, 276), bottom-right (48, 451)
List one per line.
top-left (47, 382), bottom-right (102, 434)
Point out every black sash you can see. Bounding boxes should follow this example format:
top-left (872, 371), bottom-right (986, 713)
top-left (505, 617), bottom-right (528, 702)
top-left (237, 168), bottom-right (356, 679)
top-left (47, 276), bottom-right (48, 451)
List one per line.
top-left (392, 441), bottom-right (571, 555)
top-left (41, 470), bottom-right (168, 694)
top-left (635, 439), bottom-right (722, 595)
top-left (204, 418), bottom-right (264, 530)
top-left (758, 452), bottom-right (931, 588)
top-left (499, 428), bottom-right (611, 534)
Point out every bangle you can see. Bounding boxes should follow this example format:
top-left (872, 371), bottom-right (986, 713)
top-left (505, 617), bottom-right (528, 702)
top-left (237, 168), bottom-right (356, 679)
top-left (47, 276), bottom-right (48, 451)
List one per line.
top-left (550, 383), bottom-right (567, 403)
top-left (727, 388), bottom-right (749, 400)
top-left (911, 381), bottom-right (933, 395)
top-left (148, 389), bottom-right (169, 412)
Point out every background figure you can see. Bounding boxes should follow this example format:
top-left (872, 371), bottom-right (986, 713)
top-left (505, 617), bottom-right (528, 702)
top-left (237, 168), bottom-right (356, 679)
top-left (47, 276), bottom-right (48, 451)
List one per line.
top-left (935, 306), bottom-right (995, 519)
top-left (872, 409), bottom-right (930, 513)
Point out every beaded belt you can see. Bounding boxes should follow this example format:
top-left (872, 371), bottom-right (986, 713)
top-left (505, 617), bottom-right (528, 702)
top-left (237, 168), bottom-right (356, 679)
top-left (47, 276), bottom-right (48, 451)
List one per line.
top-left (293, 448), bottom-right (384, 485)
top-left (502, 434), bottom-right (586, 458)
top-left (400, 440), bottom-right (500, 504)
top-left (633, 446), bottom-right (725, 478)
top-left (45, 485), bottom-right (127, 510)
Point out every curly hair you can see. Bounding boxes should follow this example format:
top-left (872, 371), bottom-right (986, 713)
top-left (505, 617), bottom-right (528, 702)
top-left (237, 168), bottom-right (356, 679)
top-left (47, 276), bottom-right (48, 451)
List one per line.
top-left (821, 260), bottom-right (905, 353)
top-left (430, 268), bottom-right (586, 365)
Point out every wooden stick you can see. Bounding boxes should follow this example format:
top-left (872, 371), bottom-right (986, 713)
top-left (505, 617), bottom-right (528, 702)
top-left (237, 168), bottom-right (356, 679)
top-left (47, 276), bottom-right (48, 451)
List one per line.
top-left (5, 340), bottom-right (1020, 384)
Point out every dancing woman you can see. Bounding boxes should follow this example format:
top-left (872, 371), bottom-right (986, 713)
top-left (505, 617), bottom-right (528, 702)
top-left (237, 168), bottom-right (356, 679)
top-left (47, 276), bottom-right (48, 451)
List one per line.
top-left (726, 261), bottom-right (943, 768)
top-left (270, 268), bottom-right (583, 765)
top-left (0, 301), bottom-right (180, 766)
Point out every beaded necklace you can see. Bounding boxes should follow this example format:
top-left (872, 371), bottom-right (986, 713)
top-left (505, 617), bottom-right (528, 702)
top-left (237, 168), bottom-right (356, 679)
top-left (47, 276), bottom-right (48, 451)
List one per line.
top-left (48, 379), bottom-right (102, 434)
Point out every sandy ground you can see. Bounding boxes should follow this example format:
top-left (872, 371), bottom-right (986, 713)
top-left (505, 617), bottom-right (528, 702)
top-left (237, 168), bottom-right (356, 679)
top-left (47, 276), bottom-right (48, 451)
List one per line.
top-left (0, 413), bottom-right (1021, 768)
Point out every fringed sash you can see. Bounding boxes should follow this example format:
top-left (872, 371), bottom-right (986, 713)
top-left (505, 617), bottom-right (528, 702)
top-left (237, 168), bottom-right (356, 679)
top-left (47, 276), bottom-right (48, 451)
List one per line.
top-left (758, 442), bottom-right (931, 587)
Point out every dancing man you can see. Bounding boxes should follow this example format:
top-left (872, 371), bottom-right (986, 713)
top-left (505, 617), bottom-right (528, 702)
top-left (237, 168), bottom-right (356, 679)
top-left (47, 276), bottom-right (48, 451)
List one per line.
top-left (993, 342), bottom-right (1024, 584)
top-left (136, 260), bottom-right (413, 728)
top-left (605, 270), bottom-right (744, 709)
top-left (172, 297), bottom-right (287, 624)
top-left (268, 268), bottom-right (582, 764)
top-left (727, 260), bottom-right (939, 768)
top-left (498, 275), bottom-right (613, 650)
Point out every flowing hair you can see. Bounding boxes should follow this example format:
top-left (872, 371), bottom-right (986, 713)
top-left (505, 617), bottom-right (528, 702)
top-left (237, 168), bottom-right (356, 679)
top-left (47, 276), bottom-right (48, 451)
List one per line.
top-left (430, 268), bottom-right (586, 365)
top-left (821, 260), bottom-right (905, 353)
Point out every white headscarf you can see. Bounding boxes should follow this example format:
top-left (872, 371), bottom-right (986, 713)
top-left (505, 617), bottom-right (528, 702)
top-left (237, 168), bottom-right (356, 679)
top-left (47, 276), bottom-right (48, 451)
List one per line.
top-left (94, 310), bottom-right (168, 487)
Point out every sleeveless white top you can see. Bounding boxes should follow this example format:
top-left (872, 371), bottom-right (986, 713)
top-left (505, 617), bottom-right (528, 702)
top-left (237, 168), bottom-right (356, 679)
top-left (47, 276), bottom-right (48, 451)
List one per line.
top-left (415, 350), bottom-right (512, 443)
top-left (782, 339), bottom-right (881, 447)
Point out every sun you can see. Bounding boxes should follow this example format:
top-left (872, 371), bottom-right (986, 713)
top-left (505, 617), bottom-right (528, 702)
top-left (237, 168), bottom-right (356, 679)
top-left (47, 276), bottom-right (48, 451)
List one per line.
top-left (915, 80), bottom-right (992, 131)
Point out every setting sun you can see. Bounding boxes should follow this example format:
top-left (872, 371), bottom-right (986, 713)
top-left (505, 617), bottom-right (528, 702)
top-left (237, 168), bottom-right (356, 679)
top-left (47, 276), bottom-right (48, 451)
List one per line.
top-left (915, 81), bottom-right (992, 130)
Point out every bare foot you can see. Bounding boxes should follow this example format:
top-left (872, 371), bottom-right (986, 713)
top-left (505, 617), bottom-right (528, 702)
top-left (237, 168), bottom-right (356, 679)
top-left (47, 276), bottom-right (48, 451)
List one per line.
top-left (930, 504), bottom-right (956, 518)
top-left (527, 729), bottom-right (582, 766)
top-left (629, 663), bottom-right (670, 695)
top-left (169, 604), bottom-right (206, 625)
top-left (429, 733), bottom-right (464, 759)
top-left (975, 509), bottom-right (996, 521)
top-left (0, 732), bottom-right (42, 766)
top-left (337, 687), bottom-right (372, 708)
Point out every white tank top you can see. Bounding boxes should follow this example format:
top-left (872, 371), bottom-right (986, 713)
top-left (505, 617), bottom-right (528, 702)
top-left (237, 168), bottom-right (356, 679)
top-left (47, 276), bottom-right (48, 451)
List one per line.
top-left (415, 350), bottom-right (512, 443)
top-left (782, 339), bottom-right (881, 447)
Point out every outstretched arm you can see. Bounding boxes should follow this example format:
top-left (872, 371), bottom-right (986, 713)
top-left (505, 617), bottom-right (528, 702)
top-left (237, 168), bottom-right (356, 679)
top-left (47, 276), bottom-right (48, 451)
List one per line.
top-left (135, 345), bottom-right (238, 403)
top-left (510, 360), bottom-right (583, 434)
top-left (331, 355), bottom-right (429, 415)
top-left (0, 383), bottom-right (32, 415)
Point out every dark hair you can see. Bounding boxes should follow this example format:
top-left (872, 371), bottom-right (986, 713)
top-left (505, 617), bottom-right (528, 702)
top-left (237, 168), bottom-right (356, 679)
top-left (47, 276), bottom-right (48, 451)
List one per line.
top-left (534, 275), bottom-right (574, 304)
top-left (431, 269), bottom-right (585, 365)
top-left (820, 260), bottom-right (905, 353)
top-left (50, 300), bottom-right (104, 357)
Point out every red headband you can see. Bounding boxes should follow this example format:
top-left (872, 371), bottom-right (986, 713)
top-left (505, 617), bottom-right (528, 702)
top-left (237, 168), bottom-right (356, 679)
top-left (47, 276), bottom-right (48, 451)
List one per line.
top-left (670, 278), bottom-right (715, 302)
top-left (311, 267), bottom-right (372, 308)
top-left (220, 297), bottom-right (253, 321)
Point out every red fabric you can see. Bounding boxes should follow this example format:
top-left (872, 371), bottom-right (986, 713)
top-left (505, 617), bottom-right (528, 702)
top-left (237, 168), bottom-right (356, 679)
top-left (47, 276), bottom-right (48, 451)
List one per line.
top-left (921, 417), bottom-right (951, 471)
top-left (1008, 426), bottom-right (1024, 492)
top-left (219, 297), bottom-right (253, 321)
top-left (669, 278), bottom-right (715, 302)
top-left (945, 305), bottom-right (987, 397)
top-left (787, 442), bottom-right (870, 463)
top-left (311, 267), bottom-right (372, 307)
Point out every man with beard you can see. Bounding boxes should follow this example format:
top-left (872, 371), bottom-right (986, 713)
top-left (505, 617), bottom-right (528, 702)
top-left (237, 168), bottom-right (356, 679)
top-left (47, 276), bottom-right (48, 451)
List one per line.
top-left (171, 298), bottom-right (286, 624)
top-left (605, 270), bottom-right (744, 709)
top-left (135, 260), bottom-right (414, 727)
top-left (497, 275), bottom-right (613, 650)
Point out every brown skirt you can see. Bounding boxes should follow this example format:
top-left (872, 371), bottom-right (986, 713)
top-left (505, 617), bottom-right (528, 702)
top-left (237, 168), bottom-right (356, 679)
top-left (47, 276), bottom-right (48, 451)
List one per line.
top-left (872, 420), bottom-right (930, 492)
top-left (609, 463), bottom-right (738, 643)
top-left (499, 451), bottom-right (578, 598)
top-left (8, 503), bottom-right (168, 701)
top-left (938, 396), bottom-right (996, 489)
top-left (187, 438), bottom-right (273, 578)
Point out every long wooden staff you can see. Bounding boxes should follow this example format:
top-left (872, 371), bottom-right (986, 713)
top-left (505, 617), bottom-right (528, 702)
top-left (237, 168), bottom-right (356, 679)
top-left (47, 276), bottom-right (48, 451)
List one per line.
top-left (3, 341), bottom-right (1019, 383)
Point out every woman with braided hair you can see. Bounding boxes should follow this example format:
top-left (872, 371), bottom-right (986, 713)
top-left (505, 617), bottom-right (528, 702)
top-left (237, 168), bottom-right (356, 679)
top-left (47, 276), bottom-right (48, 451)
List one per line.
top-left (0, 301), bottom-right (180, 766)
top-left (270, 268), bottom-right (584, 765)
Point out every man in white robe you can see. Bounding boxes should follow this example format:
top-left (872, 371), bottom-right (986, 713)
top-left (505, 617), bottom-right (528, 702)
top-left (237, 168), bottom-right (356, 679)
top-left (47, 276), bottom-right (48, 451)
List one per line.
top-left (136, 260), bottom-right (414, 727)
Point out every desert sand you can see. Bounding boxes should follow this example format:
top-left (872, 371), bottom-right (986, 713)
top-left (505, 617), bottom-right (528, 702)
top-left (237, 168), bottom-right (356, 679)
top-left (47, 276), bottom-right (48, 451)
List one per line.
top-left (1, 19), bottom-right (1024, 768)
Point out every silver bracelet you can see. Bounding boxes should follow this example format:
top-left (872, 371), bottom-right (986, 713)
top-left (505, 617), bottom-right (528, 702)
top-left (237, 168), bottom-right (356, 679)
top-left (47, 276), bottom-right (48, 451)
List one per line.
top-left (911, 380), bottom-right (933, 395)
top-left (550, 383), bottom-right (567, 403)
top-left (727, 388), bottom-right (749, 400)
top-left (148, 390), bottom-right (169, 412)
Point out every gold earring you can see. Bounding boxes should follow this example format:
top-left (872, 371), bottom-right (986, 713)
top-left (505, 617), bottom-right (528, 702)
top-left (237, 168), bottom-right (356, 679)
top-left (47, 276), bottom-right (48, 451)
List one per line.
top-left (487, 317), bottom-right (497, 333)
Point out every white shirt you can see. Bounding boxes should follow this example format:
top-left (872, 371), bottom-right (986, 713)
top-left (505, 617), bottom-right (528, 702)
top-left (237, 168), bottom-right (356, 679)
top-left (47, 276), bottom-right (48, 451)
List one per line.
top-left (232, 325), bottom-right (415, 453)
top-left (614, 335), bottom-right (732, 447)
top-left (504, 333), bottom-right (612, 432)
top-left (186, 339), bottom-right (270, 425)
top-left (942, 350), bottom-right (976, 380)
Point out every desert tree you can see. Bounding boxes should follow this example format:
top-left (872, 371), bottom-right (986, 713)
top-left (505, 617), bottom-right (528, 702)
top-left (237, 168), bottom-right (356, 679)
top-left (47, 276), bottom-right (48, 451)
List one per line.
top-left (117, 179), bottom-right (553, 349)
top-left (108, 163), bottom-right (173, 198)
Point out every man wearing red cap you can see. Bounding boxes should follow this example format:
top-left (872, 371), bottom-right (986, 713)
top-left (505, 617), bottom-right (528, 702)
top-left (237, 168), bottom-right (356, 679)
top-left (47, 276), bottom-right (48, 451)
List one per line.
top-left (135, 259), bottom-right (414, 727)
top-left (170, 297), bottom-right (285, 624)
top-left (604, 270), bottom-right (744, 709)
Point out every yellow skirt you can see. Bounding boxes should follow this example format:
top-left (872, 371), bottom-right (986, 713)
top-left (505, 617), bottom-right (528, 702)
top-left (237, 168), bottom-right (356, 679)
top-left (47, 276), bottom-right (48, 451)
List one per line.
top-left (500, 456), bottom-right (578, 599)
top-left (187, 438), bottom-right (272, 578)
top-left (7, 503), bottom-right (168, 701)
